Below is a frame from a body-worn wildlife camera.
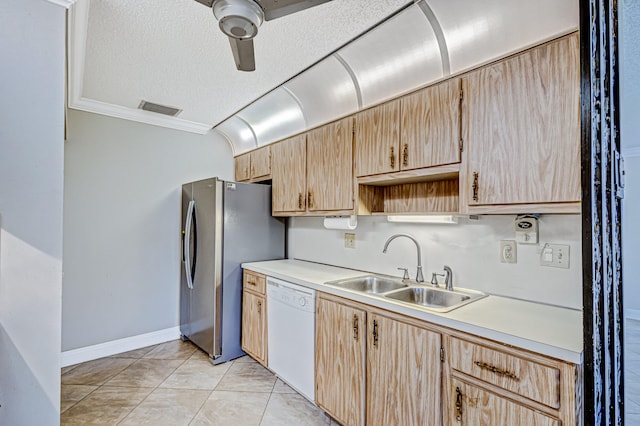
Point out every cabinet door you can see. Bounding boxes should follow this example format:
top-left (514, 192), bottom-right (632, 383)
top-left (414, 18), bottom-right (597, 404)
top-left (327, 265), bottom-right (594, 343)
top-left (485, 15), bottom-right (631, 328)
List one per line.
top-left (367, 313), bottom-right (442, 426)
top-left (449, 378), bottom-right (560, 426)
top-left (234, 153), bottom-right (251, 182)
top-left (271, 135), bottom-right (307, 214)
top-left (307, 117), bottom-right (354, 212)
top-left (355, 100), bottom-right (400, 177)
top-left (251, 146), bottom-right (271, 179)
top-left (466, 34), bottom-right (580, 206)
top-left (316, 297), bottom-right (366, 426)
top-left (400, 78), bottom-right (462, 171)
top-left (241, 291), bottom-right (265, 363)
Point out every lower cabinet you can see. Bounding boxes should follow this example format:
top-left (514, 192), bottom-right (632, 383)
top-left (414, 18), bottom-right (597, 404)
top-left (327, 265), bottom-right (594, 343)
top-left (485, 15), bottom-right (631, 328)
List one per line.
top-left (450, 378), bottom-right (560, 426)
top-left (241, 270), bottom-right (267, 366)
top-left (315, 293), bottom-right (443, 426)
top-left (444, 334), bottom-right (580, 425)
top-left (316, 296), bottom-right (366, 426)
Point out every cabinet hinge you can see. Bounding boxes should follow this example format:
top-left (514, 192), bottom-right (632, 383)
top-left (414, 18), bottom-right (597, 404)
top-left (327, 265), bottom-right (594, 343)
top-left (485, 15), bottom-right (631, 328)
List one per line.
top-left (459, 138), bottom-right (464, 152)
top-left (460, 89), bottom-right (464, 101)
top-left (440, 346), bottom-right (445, 362)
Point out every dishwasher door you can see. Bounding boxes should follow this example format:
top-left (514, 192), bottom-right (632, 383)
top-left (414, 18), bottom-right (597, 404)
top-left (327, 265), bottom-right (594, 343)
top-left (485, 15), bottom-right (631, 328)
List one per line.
top-left (267, 277), bottom-right (316, 401)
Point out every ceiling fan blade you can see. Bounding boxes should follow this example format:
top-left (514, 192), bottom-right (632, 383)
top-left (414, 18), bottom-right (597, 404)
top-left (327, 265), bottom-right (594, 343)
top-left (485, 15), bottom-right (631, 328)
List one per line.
top-left (228, 37), bottom-right (256, 71)
top-left (256, 0), bottom-right (332, 21)
top-left (193, 0), bottom-right (215, 7)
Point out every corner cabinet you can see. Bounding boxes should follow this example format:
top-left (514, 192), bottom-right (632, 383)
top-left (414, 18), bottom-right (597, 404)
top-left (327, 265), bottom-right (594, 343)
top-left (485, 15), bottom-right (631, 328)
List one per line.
top-left (315, 293), bottom-right (443, 426)
top-left (234, 146), bottom-right (272, 183)
top-left (464, 33), bottom-right (581, 214)
top-left (241, 270), bottom-right (267, 366)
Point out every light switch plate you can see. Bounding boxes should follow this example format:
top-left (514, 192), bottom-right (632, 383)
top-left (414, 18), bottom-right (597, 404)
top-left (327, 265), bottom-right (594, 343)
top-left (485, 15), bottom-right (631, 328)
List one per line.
top-left (500, 240), bottom-right (517, 264)
top-left (344, 233), bottom-right (356, 249)
top-left (540, 244), bottom-right (570, 269)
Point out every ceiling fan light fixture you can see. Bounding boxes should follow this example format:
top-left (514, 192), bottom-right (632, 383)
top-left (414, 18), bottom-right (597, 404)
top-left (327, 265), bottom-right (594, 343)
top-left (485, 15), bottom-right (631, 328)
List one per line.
top-left (213, 0), bottom-right (264, 39)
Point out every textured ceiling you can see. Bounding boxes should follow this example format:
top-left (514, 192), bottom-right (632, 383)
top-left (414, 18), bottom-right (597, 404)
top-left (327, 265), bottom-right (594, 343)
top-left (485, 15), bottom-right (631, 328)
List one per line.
top-left (77, 0), bottom-right (412, 127)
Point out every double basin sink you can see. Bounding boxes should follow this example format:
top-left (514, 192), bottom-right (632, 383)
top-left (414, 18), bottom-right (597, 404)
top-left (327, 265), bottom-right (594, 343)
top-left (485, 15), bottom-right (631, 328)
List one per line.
top-left (324, 274), bottom-right (486, 313)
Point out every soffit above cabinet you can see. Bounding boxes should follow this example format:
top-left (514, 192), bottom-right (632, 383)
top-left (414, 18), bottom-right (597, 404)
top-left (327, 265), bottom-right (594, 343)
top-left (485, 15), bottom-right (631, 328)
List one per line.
top-left (220, 0), bottom-right (579, 155)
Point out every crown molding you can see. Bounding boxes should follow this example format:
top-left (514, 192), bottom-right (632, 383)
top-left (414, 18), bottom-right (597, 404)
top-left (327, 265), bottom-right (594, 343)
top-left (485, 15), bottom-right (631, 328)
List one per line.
top-left (47, 0), bottom-right (78, 8)
top-left (67, 0), bottom-right (211, 135)
top-left (69, 98), bottom-right (212, 134)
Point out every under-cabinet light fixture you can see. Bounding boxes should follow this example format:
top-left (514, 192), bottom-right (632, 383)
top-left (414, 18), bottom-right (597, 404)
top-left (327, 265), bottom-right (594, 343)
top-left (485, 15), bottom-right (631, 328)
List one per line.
top-left (387, 215), bottom-right (459, 224)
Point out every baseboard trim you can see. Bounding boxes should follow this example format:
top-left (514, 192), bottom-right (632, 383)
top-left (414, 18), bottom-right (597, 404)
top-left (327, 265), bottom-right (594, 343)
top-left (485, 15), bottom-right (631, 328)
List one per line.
top-left (61, 326), bottom-right (181, 367)
top-left (626, 309), bottom-right (640, 322)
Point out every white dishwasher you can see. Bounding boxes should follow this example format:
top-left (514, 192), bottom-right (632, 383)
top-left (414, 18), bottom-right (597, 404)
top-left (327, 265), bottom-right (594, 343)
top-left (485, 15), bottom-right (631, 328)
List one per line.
top-left (267, 277), bottom-right (316, 401)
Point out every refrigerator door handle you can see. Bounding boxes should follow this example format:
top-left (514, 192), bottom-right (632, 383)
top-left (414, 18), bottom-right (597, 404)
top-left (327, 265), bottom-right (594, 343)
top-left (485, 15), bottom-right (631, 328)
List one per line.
top-left (183, 200), bottom-right (197, 289)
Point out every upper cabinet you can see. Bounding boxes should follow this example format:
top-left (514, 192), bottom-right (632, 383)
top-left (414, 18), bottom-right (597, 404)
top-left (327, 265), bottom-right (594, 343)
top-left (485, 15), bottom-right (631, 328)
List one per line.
top-left (234, 146), bottom-right (272, 182)
top-left (271, 117), bottom-right (354, 216)
top-left (355, 78), bottom-right (462, 178)
top-left (355, 99), bottom-right (400, 177)
top-left (307, 117), bottom-right (354, 213)
top-left (271, 134), bottom-right (307, 215)
top-left (400, 78), bottom-right (463, 170)
top-left (464, 33), bottom-right (580, 213)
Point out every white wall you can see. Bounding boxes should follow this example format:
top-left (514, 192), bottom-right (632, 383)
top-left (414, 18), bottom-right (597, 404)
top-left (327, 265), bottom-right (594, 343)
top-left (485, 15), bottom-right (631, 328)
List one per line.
top-left (0, 1), bottom-right (65, 424)
top-left (289, 214), bottom-right (582, 309)
top-left (63, 110), bottom-right (233, 351)
top-left (620, 0), bottom-right (640, 318)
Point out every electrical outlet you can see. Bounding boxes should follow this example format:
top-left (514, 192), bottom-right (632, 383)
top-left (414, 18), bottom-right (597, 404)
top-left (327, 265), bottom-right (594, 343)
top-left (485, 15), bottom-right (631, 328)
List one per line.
top-left (540, 244), bottom-right (570, 269)
top-left (344, 233), bottom-right (356, 249)
top-left (500, 240), bottom-right (517, 264)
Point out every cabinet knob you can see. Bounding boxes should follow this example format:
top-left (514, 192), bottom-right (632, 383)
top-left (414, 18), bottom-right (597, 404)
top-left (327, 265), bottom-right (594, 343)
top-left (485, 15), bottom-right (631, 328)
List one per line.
top-left (372, 319), bottom-right (379, 347)
top-left (308, 191), bottom-right (314, 209)
top-left (389, 146), bottom-right (395, 169)
top-left (472, 172), bottom-right (479, 202)
top-left (352, 314), bottom-right (359, 341)
top-left (402, 144), bottom-right (409, 167)
top-left (455, 386), bottom-right (463, 421)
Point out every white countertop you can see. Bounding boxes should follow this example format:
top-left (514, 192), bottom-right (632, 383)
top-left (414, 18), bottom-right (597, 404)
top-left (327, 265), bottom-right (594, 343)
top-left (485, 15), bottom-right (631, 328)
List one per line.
top-left (242, 259), bottom-right (583, 364)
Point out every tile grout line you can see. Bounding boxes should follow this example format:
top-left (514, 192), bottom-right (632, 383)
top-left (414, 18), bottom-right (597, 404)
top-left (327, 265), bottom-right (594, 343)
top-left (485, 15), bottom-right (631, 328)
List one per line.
top-left (116, 351), bottom-right (196, 425)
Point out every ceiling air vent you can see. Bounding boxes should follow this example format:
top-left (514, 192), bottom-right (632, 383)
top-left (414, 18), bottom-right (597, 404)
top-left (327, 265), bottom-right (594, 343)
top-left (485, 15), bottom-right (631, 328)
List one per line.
top-left (138, 100), bottom-right (182, 117)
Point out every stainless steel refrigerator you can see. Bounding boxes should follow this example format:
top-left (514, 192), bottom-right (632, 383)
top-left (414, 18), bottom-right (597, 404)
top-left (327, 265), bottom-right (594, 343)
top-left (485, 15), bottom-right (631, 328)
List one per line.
top-left (180, 178), bottom-right (284, 364)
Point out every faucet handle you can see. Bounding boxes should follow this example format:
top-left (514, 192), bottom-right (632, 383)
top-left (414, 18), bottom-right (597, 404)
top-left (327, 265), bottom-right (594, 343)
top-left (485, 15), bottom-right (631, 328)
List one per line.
top-left (397, 267), bottom-right (410, 281)
top-left (430, 273), bottom-right (444, 287)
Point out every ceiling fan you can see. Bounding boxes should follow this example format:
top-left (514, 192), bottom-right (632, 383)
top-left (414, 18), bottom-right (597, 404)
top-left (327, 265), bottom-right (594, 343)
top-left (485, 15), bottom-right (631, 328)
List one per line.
top-left (194, 0), bottom-right (333, 71)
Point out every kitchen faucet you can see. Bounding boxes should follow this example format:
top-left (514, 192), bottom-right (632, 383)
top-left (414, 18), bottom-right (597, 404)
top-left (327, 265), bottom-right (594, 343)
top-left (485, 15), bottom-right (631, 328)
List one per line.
top-left (443, 265), bottom-right (453, 291)
top-left (382, 234), bottom-right (424, 283)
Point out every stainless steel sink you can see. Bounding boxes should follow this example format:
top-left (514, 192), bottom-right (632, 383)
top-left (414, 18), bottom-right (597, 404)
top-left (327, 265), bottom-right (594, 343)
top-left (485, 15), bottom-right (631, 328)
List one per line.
top-left (383, 286), bottom-right (487, 312)
top-left (325, 275), bottom-right (408, 294)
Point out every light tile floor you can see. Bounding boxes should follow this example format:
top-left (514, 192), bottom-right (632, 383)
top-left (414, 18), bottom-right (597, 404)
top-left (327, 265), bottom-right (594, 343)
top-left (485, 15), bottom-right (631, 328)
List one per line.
top-left (61, 340), bottom-right (340, 425)
top-left (626, 319), bottom-right (640, 424)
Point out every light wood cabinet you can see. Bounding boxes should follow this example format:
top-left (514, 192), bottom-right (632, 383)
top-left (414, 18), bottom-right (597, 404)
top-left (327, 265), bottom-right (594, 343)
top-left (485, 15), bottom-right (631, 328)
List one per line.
top-left (315, 296), bottom-right (366, 426)
top-left (272, 117), bottom-right (354, 216)
top-left (355, 100), bottom-right (400, 177)
top-left (450, 377), bottom-right (560, 426)
top-left (315, 293), bottom-right (443, 426)
top-left (444, 333), bottom-right (580, 426)
top-left (234, 146), bottom-right (271, 182)
top-left (306, 116), bottom-right (354, 213)
top-left (234, 153), bottom-right (251, 182)
top-left (367, 312), bottom-right (442, 426)
top-left (400, 78), bottom-right (463, 171)
top-left (355, 79), bottom-right (462, 178)
top-left (271, 134), bottom-right (307, 214)
top-left (241, 270), bottom-right (267, 366)
top-left (464, 33), bottom-right (580, 213)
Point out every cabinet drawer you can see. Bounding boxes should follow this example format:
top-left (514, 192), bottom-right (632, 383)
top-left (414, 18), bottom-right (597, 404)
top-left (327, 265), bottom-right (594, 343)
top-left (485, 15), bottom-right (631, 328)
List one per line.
top-left (449, 337), bottom-right (561, 409)
top-left (243, 270), bottom-right (266, 295)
